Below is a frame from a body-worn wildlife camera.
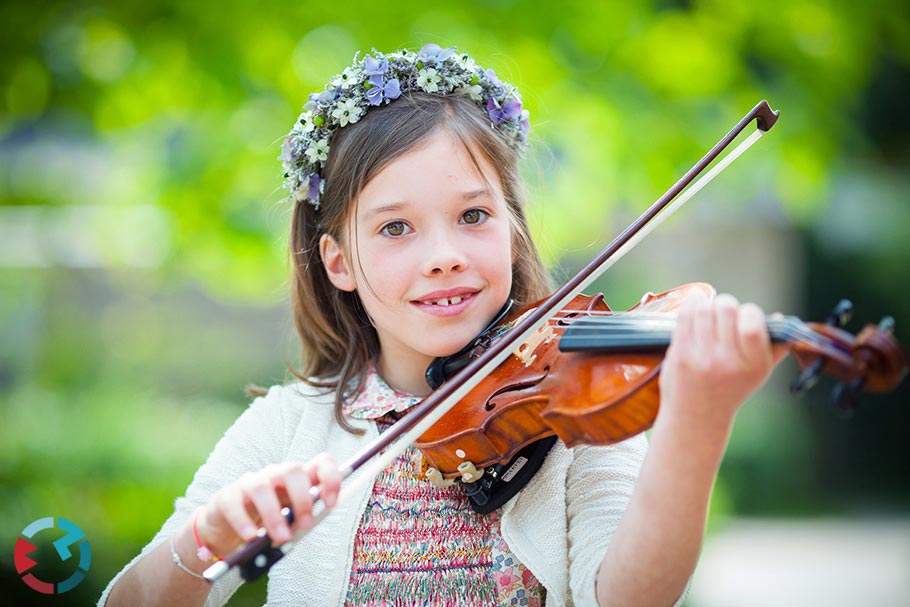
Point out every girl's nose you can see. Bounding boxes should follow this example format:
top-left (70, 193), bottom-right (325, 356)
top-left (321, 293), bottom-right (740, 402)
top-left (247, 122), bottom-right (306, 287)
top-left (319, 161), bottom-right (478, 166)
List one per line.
top-left (424, 235), bottom-right (468, 276)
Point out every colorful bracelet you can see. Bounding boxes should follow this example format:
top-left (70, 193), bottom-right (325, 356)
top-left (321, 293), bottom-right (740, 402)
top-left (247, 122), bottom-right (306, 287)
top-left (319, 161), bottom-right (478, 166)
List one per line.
top-left (193, 508), bottom-right (222, 563)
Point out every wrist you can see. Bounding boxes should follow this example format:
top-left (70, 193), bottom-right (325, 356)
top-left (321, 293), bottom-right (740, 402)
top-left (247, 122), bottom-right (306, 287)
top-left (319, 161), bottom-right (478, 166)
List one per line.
top-left (652, 397), bottom-right (735, 469)
top-left (655, 393), bottom-right (736, 438)
top-left (170, 522), bottom-right (210, 580)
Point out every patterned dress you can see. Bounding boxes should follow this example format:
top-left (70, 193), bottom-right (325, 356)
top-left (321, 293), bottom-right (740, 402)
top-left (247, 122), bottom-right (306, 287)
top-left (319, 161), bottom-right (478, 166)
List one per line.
top-left (343, 369), bottom-right (546, 607)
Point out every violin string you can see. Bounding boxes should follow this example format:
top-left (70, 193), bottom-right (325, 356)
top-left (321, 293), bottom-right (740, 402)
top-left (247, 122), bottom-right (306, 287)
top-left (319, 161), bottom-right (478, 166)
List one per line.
top-left (547, 314), bottom-right (845, 353)
top-left (560, 319), bottom-right (836, 351)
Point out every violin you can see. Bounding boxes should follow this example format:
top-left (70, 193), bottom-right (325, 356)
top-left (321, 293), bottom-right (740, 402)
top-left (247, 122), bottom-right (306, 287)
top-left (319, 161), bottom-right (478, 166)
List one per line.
top-left (416, 284), bottom-right (906, 511)
top-left (204, 100), bottom-right (908, 583)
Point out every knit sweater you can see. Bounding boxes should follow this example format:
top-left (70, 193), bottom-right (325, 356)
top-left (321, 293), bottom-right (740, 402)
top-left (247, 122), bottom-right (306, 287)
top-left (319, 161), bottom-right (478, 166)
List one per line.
top-left (98, 380), bottom-right (667, 607)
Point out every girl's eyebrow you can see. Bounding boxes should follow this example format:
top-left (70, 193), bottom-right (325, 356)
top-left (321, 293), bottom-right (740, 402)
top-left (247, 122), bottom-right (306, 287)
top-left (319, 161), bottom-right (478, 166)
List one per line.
top-left (364, 189), bottom-right (493, 219)
top-left (364, 202), bottom-right (408, 219)
top-left (461, 188), bottom-right (493, 201)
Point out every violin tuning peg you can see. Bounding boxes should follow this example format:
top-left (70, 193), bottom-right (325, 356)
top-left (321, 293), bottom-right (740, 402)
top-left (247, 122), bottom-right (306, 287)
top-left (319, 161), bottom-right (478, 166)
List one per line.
top-left (790, 358), bottom-right (824, 396)
top-left (878, 316), bottom-right (896, 334)
top-left (827, 299), bottom-right (853, 328)
top-left (831, 377), bottom-right (864, 417)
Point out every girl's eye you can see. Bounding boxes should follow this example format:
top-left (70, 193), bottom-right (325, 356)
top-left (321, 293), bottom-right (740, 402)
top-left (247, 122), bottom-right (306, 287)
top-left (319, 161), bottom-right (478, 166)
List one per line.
top-left (380, 221), bottom-right (411, 237)
top-left (461, 209), bottom-right (488, 225)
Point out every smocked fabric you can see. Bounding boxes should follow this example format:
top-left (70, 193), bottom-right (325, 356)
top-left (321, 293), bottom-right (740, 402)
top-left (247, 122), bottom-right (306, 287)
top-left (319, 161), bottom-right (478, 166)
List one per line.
top-left (343, 371), bottom-right (544, 605)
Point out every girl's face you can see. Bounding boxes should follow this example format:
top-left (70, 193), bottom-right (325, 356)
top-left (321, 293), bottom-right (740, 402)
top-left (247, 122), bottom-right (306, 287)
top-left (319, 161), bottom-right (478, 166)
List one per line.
top-left (320, 129), bottom-right (513, 395)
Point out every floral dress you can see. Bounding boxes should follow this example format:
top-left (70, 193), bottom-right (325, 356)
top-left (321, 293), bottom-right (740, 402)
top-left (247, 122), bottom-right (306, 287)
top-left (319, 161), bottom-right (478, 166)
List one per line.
top-left (343, 368), bottom-right (545, 607)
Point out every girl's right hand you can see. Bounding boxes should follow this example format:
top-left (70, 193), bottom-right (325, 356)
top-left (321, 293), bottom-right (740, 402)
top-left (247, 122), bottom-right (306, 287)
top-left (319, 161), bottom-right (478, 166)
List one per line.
top-left (194, 452), bottom-right (343, 558)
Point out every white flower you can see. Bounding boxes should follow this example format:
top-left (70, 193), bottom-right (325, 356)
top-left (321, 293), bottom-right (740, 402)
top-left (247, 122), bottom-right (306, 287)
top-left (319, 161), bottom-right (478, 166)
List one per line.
top-left (304, 137), bottom-right (330, 163)
top-left (455, 84), bottom-right (483, 101)
top-left (331, 98), bottom-right (363, 127)
top-left (417, 68), bottom-right (442, 93)
top-left (331, 66), bottom-right (363, 90)
top-left (296, 111), bottom-right (316, 133)
top-left (454, 52), bottom-right (476, 72)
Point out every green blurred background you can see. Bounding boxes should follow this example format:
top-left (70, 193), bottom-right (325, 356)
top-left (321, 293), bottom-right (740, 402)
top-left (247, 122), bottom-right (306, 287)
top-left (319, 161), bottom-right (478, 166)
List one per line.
top-left (1, 1), bottom-right (908, 605)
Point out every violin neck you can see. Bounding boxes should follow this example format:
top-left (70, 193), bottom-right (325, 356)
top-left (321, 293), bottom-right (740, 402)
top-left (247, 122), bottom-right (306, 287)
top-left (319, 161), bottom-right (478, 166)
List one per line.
top-left (558, 315), bottom-right (802, 353)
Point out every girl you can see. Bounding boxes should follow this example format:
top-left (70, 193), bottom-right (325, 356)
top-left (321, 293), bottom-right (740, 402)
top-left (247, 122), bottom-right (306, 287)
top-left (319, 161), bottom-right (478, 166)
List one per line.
top-left (101, 44), bottom-right (783, 607)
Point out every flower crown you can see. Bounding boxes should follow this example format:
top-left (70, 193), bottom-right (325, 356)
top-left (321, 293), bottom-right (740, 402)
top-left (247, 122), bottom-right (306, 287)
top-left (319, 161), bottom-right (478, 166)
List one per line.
top-left (280, 44), bottom-right (530, 209)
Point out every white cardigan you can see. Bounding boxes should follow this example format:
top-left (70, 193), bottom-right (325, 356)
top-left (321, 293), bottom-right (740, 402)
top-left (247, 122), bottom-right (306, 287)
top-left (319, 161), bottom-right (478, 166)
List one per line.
top-left (99, 381), bottom-right (662, 607)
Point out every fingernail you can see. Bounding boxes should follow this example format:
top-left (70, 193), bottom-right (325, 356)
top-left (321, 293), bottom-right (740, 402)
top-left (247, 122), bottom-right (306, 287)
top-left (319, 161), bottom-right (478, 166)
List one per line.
top-left (242, 524), bottom-right (257, 540)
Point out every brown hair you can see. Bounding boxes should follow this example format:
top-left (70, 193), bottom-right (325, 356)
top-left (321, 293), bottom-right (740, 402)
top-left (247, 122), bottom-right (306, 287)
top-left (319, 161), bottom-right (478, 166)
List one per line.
top-left (255, 92), bottom-right (552, 434)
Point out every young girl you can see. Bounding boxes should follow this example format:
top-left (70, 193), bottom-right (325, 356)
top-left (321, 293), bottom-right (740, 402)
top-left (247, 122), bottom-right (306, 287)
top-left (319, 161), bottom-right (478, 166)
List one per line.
top-left (101, 44), bottom-right (783, 607)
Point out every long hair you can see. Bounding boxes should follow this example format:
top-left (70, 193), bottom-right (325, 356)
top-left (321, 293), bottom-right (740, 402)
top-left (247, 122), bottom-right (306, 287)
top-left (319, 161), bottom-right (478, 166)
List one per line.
top-left (272, 92), bottom-right (552, 434)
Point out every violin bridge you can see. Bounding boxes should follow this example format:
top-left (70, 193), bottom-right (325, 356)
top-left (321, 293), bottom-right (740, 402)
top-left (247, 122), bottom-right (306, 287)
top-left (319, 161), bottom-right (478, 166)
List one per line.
top-left (514, 324), bottom-right (556, 367)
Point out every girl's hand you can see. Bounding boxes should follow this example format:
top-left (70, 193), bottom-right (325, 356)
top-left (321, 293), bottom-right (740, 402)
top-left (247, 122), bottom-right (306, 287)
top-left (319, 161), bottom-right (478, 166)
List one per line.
top-left (194, 452), bottom-right (343, 558)
top-left (659, 291), bottom-right (788, 431)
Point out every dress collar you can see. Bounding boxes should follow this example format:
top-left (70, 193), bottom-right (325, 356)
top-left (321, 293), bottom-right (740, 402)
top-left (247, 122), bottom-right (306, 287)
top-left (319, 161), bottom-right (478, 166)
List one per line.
top-left (342, 365), bottom-right (423, 420)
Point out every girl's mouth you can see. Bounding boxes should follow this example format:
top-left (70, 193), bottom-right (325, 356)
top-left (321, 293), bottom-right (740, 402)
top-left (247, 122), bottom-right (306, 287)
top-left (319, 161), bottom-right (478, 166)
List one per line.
top-left (412, 292), bottom-right (477, 317)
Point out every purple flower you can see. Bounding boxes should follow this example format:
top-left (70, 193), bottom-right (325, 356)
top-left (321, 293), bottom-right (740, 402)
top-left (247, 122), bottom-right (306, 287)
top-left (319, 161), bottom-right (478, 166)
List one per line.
top-left (303, 93), bottom-right (320, 111)
top-left (307, 173), bottom-right (321, 204)
top-left (486, 98), bottom-right (522, 126)
top-left (363, 55), bottom-right (388, 76)
top-left (501, 98), bottom-right (522, 121)
top-left (384, 78), bottom-right (401, 99)
top-left (279, 135), bottom-right (295, 163)
top-left (365, 76), bottom-right (401, 106)
top-left (519, 109), bottom-right (530, 140)
top-left (419, 43), bottom-right (442, 61)
top-left (483, 68), bottom-right (502, 88)
top-left (418, 43), bottom-right (454, 63)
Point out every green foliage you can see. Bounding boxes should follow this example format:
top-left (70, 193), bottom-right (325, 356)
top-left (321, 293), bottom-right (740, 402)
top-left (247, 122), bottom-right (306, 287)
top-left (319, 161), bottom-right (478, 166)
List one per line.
top-left (2, 2), bottom-right (908, 604)
top-left (2, 1), bottom-right (908, 294)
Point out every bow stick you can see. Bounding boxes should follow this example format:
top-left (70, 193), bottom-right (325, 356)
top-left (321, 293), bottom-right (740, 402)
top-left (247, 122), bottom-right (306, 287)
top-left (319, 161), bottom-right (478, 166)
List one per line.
top-left (204, 99), bottom-right (780, 583)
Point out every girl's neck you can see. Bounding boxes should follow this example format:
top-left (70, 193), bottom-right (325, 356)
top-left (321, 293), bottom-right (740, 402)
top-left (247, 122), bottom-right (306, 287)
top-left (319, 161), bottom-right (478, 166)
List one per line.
top-left (376, 353), bottom-right (434, 398)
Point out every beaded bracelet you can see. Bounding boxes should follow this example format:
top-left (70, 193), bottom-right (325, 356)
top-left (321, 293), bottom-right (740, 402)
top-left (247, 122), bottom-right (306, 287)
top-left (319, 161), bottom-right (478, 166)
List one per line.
top-left (193, 508), bottom-right (222, 563)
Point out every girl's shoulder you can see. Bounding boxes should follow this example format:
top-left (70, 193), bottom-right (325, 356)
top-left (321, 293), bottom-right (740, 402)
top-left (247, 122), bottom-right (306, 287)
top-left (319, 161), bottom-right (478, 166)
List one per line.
top-left (251, 377), bottom-right (338, 417)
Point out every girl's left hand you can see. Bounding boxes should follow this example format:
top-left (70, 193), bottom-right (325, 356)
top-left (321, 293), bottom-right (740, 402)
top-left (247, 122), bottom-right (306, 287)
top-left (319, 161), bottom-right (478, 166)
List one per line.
top-left (658, 291), bottom-right (788, 430)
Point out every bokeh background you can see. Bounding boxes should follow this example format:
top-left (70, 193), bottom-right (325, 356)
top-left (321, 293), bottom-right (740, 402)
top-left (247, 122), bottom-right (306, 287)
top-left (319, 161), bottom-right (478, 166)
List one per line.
top-left (1, 1), bottom-right (908, 605)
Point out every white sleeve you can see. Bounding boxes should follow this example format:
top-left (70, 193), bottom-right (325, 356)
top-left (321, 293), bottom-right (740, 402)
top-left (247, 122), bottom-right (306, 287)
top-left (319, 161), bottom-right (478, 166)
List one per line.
top-left (97, 385), bottom-right (293, 607)
top-left (566, 433), bottom-right (690, 607)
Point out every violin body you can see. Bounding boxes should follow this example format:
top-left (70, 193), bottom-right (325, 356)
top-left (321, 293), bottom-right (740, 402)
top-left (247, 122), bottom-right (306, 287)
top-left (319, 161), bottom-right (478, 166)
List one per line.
top-left (416, 283), bottom-right (715, 479)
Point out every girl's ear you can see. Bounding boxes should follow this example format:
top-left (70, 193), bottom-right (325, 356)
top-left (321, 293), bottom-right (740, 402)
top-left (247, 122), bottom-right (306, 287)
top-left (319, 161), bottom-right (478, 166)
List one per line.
top-left (319, 233), bottom-right (357, 292)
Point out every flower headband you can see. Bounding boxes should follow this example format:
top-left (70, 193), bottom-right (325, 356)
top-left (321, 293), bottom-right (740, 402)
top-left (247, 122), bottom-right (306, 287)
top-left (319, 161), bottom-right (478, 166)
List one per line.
top-left (280, 44), bottom-right (530, 209)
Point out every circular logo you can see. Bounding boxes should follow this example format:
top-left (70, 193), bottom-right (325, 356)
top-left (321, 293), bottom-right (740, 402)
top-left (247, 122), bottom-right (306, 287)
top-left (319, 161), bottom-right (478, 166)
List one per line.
top-left (14, 517), bottom-right (91, 594)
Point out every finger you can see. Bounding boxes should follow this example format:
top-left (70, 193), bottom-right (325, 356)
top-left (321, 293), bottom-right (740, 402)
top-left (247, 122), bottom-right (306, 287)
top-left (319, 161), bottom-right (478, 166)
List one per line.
top-left (243, 468), bottom-right (292, 544)
top-left (771, 343), bottom-right (790, 366)
top-left (671, 288), bottom-right (703, 355)
top-left (279, 465), bottom-right (315, 530)
top-left (313, 453), bottom-right (343, 509)
top-left (714, 293), bottom-right (741, 360)
top-left (690, 292), bottom-right (715, 361)
top-left (737, 303), bottom-right (772, 368)
top-left (767, 312), bottom-right (791, 366)
top-left (214, 485), bottom-right (260, 542)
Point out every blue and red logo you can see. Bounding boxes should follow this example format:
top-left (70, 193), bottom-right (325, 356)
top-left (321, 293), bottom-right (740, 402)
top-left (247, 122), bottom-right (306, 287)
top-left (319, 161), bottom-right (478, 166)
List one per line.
top-left (14, 517), bottom-right (91, 594)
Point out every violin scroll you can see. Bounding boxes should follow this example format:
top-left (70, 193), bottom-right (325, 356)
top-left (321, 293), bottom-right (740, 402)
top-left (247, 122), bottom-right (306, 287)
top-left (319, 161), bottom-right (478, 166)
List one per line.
top-left (787, 299), bottom-right (908, 411)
